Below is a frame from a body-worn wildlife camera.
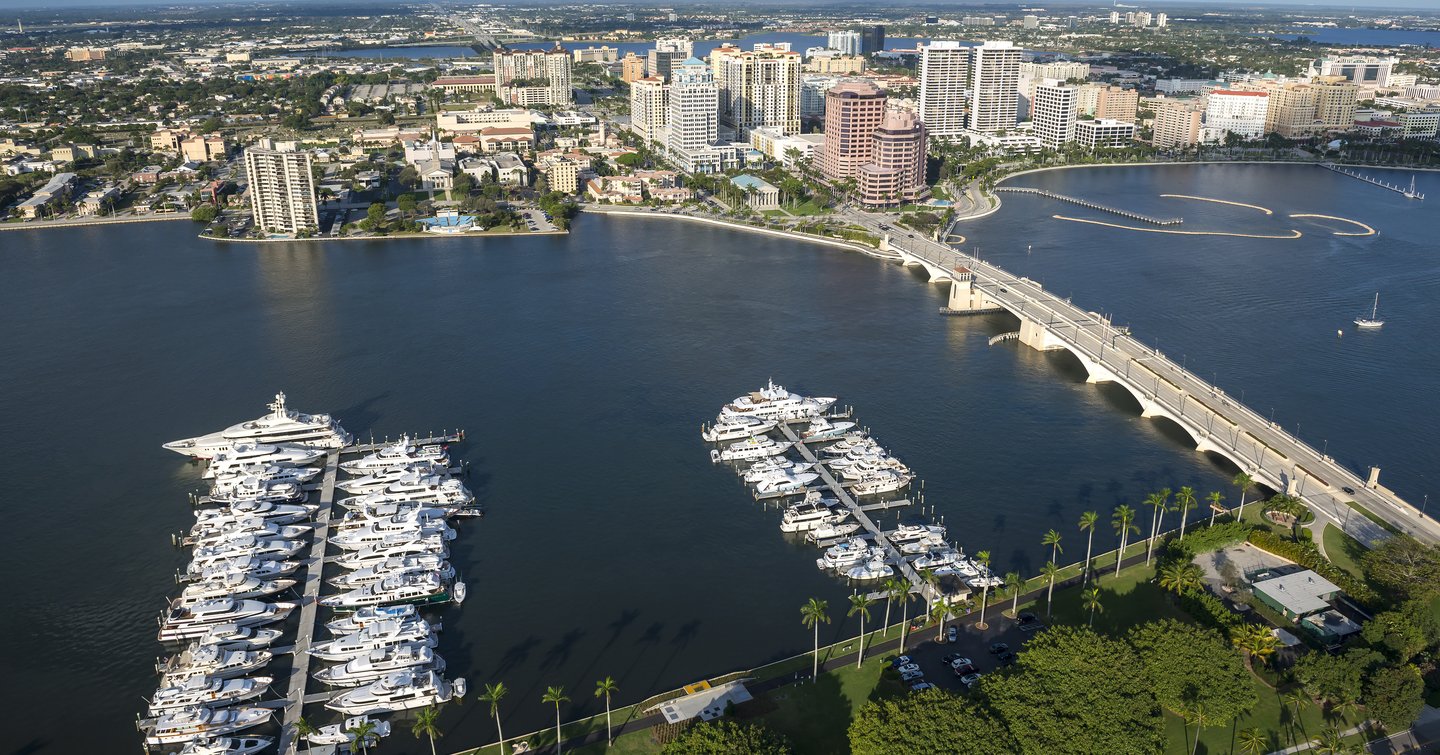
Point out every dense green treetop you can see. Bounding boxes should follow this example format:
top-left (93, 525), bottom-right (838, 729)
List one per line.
top-left (849, 687), bottom-right (1017, 755)
top-left (660, 719), bottom-right (790, 755)
top-left (1127, 620), bottom-right (1256, 727)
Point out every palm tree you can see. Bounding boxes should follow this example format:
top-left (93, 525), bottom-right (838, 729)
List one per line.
top-left (800, 598), bottom-right (830, 681)
top-left (929, 600), bottom-right (952, 642)
top-left (1158, 561), bottom-right (1204, 596)
top-left (1082, 587), bottom-right (1103, 627)
top-left (295, 717), bottom-right (318, 743)
top-left (1185, 702), bottom-right (1207, 755)
top-left (542, 686), bottom-right (570, 755)
top-left (1004, 571), bottom-right (1024, 618)
top-left (411, 705), bottom-right (443, 755)
top-left (1175, 486), bottom-right (1198, 542)
top-left (848, 593), bottom-right (873, 668)
top-left (1313, 727), bottom-right (1346, 754)
top-left (1113, 505), bottom-right (1139, 577)
top-left (347, 718), bottom-right (378, 755)
top-left (1238, 726), bottom-right (1269, 754)
top-left (1144, 489), bottom-right (1171, 564)
top-left (1207, 490), bottom-right (1224, 527)
top-left (881, 578), bottom-right (905, 637)
top-left (1285, 690), bottom-right (1312, 746)
top-left (479, 682), bottom-right (509, 755)
top-left (974, 550), bottom-right (992, 630)
top-left (896, 583), bottom-right (914, 653)
top-left (1233, 624), bottom-right (1279, 669)
top-left (1040, 561), bottom-right (1061, 619)
top-left (1042, 529), bottom-right (1063, 564)
top-left (1234, 472), bottom-right (1256, 520)
top-left (1078, 511), bottom-right (1099, 586)
top-left (594, 676), bottom-right (618, 746)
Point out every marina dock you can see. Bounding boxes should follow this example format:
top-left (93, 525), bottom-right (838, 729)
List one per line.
top-left (1321, 163), bottom-right (1425, 200)
top-left (275, 449), bottom-right (339, 755)
top-left (776, 424), bottom-right (939, 605)
top-left (996, 186), bottom-right (1184, 225)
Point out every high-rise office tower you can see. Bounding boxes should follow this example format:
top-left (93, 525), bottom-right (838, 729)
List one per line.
top-left (817, 80), bottom-right (887, 182)
top-left (493, 46), bottom-right (573, 105)
top-left (1032, 83), bottom-right (1077, 148)
top-left (861, 25), bottom-right (885, 54)
top-left (648, 37), bottom-right (693, 82)
top-left (711, 45), bottom-right (802, 137)
top-left (629, 76), bottom-right (670, 144)
top-left (666, 58), bottom-right (719, 173)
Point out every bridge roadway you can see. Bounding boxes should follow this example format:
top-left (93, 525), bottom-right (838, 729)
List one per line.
top-left (841, 211), bottom-right (1439, 547)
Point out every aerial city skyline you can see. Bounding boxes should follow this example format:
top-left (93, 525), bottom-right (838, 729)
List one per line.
top-left (1, 2), bottom-right (1438, 754)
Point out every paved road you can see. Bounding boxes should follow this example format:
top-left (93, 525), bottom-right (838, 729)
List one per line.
top-left (838, 209), bottom-right (1440, 548)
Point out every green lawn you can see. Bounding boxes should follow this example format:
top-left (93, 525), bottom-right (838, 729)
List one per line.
top-left (1322, 524), bottom-right (1369, 579)
top-left (1163, 681), bottom-right (1365, 755)
top-left (786, 199), bottom-right (830, 216)
top-left (751, 654), bottom-right (903, 755)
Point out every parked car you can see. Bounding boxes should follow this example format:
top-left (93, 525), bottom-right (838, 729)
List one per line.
top-left (1017, 612), bottom-right (1038, 625)
top-left (997, 651), bottom-right (1017, 666)
top-left (989, 642), bottom-right (1009, 655)
top-left (960, 673), bottom-right (982, 688)
top-left (947, 626), bottom-right (958, 643)
top-left (949, 657), bottom-right (974, 670)
top-left (900, 669), bottom-right (925, 682)
top-left (897, 663), bottom-right (921, 675)
top-left (952, 663), bottom-right (976, 676)
top-left (889, 655), bottom-right (912, 669)
top-left (910, 682), bottom-right (936, 692)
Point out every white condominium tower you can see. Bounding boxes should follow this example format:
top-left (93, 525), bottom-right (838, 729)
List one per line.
top-left (629, 75), bottom-right (670, 145)
top-left (1031, 83), bottom-right (1077, 148)
top-left (244, 148), bottom-right (317, 235)
top-left (827, 30), bottom-right (862, 56)
top-left (918, 41), bottom-right (970, 138)
top-left (493, 46), bottom-right (573, 105)
top-left (711, 44), bottom-right (803, 138)
top-left (968, 40), bottom-right (1022, 133)
top-left (919, 40), bottom-right (1023, 137)
top-left (666, 57), bottom-right (720, 173)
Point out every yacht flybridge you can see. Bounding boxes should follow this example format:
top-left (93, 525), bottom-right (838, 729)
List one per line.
top-left (720, 380), bottom-right (837, 421)
top-left (165, 392), bottom-right (351, 458)
top-left (324, 670), bottom-right (466, 716)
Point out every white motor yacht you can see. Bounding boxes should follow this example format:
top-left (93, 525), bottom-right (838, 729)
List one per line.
top-left (818, 545), bottom-right (882, 570)
top-left (322, 573), bottom-right (465, 610)
top-left (208, 476), bottom-right (305, 504)
top-left (190, 537), bottom-right (305, 565)
top-left (185, 556), bottom-right (300, 583)
top-left (189, 519), bottom-right (311, 547)
top-left (823, 436), bottom-right (879, 456)
top-left (778, 496), bottom-right (842, 533)
top-left (846, 559), bottom-right (894, 581)
top-left (967, 574), bottom-right (1005, 589)
top-left (850, 471), bottom-right (912, 496)
top-left (325, 605), bottom-right (422, 635)
top-left (806, 521), bottom-right (861, 542)
top-left (335, 505), bottom-right (450, 531)
top-left (164, 392), bottom-right (351, 458)
top-left (712, 435), bottom-right (791, 463)
top-left (720, 380), bottom-right (837, 421)
top-left (201, 442), bottom-right (327, 474)
top-left (336, 481), bottom-right (474, 510)
top-left (158, 599), bottom-right (294, 642)
top-left (313, 643), bottom-right (444, 687)
top-left (838, 458), bottom-right (909, 481)
top-left (308, 619), bottom-right (439, 662)
top-left (754, 470), bottom-right (820, 496)
top-left (305, 716), bottom-right (393, 746)
top-left (145, 706), bottom-right (273, 746)
top-left (742, 459), bottom-right (813, 483)
top-left (887, 524), bottom-right (947, 544)
top-left (192, 623), bottom-right (284, 651)
top-left (213, 462), bottom-right (321, 486)
top-left (330, 555), bottom-right (453, 589)
top-left (933, 560), bottom-right (980, 578)
top-left (900, 535), bottom-right (948, 555)
top-left (338, 462), bottom-right (450, 494)
top-left (148, 675), bottom-right (273, 715)
top-left (159, 644), bottom-right (273, 680)
top-left (332, 537), bottom-right (449, 571)
top-left (800, 418), bottom-right (857, 441)
top-left (341, 436), bottom-right (448, 474)
top-left (175, 574), bottom-right (296, 606)
top-left (178, 736), bottom-right (274, 755)
top-left (701, 416), bottom-right (778, 442)
top-left (911, 548), bottom-right (963, 571)
top-left (324, 670), bottom-right (466, 715)
top-left (330, 521), bottom-right (455, 551)
top-left (195, 500), bottom-right (317, 528)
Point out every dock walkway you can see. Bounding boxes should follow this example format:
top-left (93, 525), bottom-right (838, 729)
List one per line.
top-left (1321, 163), bottom-right (1425, 199)
top-left (276, 449), bottom-right (339, 755)
top-left (996, 186), bottom-right (1184, 225)
top-left (777, 425), bottom-right (936, 605)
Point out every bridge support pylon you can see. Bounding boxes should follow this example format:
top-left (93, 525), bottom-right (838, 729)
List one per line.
top-left (947, 271), bottom-right (1004, 312)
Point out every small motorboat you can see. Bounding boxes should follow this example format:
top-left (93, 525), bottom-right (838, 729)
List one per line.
top-left (806, 521), bottom-right (861, 542)
top-left (305, 715), bottom-right (393, 746)
top-left (178, 736), bottom-right (274, 755)
top-left (846, 559), bottom-right (894, 581)
top-left (800, 418), bottom-right (857, 441)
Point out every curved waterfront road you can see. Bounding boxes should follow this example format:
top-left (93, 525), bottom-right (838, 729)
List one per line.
top-left (838, 208), bottom-right (1439, 547)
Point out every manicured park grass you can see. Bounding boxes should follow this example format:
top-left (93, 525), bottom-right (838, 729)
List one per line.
top-left (1322, 523), bottom-right (1369, 579)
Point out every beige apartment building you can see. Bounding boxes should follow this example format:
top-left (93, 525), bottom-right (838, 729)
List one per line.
top-left (711, 44), bottom-right (803, 137)
top-left (629, 76), bottom-right (670, 145)
top-left (1152, 101), bottom-right (1203, 149)
top-left (243, 148), bottom-right (318, 235)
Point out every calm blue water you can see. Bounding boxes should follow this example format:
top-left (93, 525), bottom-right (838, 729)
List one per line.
top-left (512, 33), bottom-right (933, 58)
top-left (1263, 27), bottom-right (1440, 46)
top-left (317, 45), bottom-right (482, 59)
top-left (0, 164), bottom-right (1434, 753)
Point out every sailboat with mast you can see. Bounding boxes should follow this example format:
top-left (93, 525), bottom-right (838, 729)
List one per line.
top-left (1403, 176), bottom-right (1424, 201)
top-left (1354, 293), bottom-right (1384, 329)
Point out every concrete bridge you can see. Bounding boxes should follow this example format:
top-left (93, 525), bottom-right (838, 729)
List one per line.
top-left (848, 215), bottom-right (1438, 546)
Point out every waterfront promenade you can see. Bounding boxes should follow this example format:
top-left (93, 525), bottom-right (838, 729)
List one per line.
top-left (839, 209), bottom-right (1440, 547)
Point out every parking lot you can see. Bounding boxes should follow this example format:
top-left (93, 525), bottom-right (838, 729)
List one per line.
top-left (884, 611), bottom-right (1047, 694)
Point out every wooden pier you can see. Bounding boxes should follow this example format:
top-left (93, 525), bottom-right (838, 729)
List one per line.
top-left (997, 186), bottom-right (1184, 225)
top-left (276, 449), bottom-right (339, 755)
top-left (777, 425), bottom-right (936, 605)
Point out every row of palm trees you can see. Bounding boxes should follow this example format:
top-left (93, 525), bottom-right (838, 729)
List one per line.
top-left (466, 674), bottom-right (620, 755)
